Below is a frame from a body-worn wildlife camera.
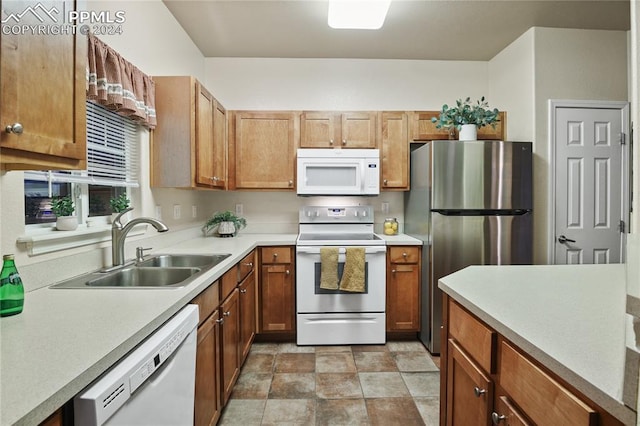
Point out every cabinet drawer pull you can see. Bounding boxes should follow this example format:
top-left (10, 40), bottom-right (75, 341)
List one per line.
top-left (273, 253), bottom-right (278, 259)
top-left (473, 387), bottom-right (487, 397)
top-left (491, 412), bottom-right (506, 424)
top-left (216, 318), bottom-right (224, 324)
top-left (240, 289), bottom-right (247, 294)
top-left (5, 123), bottom-right (23, 134)
top-left (402, 252), bottom-right (408, 258)
top-left (243, 262), bottom-right (253, 267)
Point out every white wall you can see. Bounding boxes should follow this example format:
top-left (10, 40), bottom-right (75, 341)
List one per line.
top-left (205, 58), bottom-right (489, 110)
top-left (0, 0), bottom-right (206, 290)
top-left (533, 28), bottom-right (628, 263)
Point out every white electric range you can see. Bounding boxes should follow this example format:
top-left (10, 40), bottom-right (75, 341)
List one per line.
top-left (296, 206), bottom-right (386, 345)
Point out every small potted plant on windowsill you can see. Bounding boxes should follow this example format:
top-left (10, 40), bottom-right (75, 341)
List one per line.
top-left (109, 194), bottom-right (131, 223)
top-left (432, 96), bottom-right (500, 141)
top-left (51, 195), bottom-right (78, 231)
top-left (202, 211), bottom-right (247, 237)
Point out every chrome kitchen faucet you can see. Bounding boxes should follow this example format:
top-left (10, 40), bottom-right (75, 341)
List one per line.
top-left (111, 207), bottom-right (169, 266)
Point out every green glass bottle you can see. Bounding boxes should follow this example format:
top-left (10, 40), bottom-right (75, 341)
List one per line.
top-left (0, 254), bottom-right (24, 317)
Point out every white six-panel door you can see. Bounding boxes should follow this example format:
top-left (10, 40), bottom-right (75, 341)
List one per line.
top-left (552, 102), bottom-right (629, 264)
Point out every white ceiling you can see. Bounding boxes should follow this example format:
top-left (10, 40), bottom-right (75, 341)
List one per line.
top-left (163, 0), bottom-right (630, 61)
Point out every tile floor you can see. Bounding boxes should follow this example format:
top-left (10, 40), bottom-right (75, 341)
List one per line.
top-left (219, 340), bottom-right (440, 425)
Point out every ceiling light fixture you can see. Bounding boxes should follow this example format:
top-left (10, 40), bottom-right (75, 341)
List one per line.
top-left (328, 0), bottom-right (391, 30)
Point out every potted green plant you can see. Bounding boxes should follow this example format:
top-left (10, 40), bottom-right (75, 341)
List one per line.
top-left (109, 194), bottom-right (131, 223)
top-left (202, 211), bottom-right (247, 237)
top-left (431, 96), bottom-right (500, 140)
top-left (51, 195), bottom-right (77, 231)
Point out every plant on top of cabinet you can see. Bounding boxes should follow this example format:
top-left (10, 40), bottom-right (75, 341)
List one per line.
top-left (202, 211), bottom-right (247, 237)
top-left (431, 97), bottom-right (500, 141)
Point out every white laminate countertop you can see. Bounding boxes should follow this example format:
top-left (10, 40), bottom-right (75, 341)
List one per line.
top-left (0, 234), bottom-right (296, 426)
top-left (1, 232), bottom-right (419, 426)
top-left (438, 264), bottom-right (635, 425)
top-left (377, 233), bottom-right (422, 245)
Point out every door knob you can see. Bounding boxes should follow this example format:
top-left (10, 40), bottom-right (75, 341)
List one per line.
top-left (5, 123), bottom-right (23, 134)
top-left (558, 235), bottom-right (576, 244)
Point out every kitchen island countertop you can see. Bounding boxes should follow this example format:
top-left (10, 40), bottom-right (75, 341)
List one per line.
top-left (439, 264), bottom-right (634, 425)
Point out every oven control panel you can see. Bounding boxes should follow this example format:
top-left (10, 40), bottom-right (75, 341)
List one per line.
top-left (299, 206), bottom-right (374, 224)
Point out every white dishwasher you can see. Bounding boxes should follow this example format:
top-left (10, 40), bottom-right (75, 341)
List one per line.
top-left (74, 305), bottom-right (199, 426)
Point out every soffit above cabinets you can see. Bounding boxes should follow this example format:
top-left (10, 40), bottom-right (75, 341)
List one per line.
top-left (163, 0), bottom-right (630, 61)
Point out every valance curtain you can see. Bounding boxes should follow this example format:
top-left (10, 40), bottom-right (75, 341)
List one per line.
top-left (86, 33), bottom-right (156, 129)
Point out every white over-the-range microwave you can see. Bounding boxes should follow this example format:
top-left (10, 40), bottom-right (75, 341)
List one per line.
top-left (296, 149), bottom-right (380, 196)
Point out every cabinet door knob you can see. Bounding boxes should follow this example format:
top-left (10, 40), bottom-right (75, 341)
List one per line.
top-left (243, 262), bottom-right (253, 268)
top-left (383, 179), bottom-right (388, 185)
top-left (240, 289), bottom-right (247, 294)
top-left (285, 269), bottom-right (290, 275)
top-left (391, 269), bottom-right (396, 273)
top-left (288, 180), bottom-right (293, 187)
top-left (473, 387), bottom-right (487, 397)
top-left (491, 412), bottom-right (507, 424)
top-left (342, 139), bottom-right (346, 145)
top-left (273, 253), bottom-right (278, 258)
top-left (5, 123), bottom-right (23, 134)
top-left (402, 252), bottom-right (408, 258)
top-left (329, 139), bottom-right (334, 145)
top-left (223, 311), bottom-right (231, 317)
top-left (216, 318), bottom-right (224, 324)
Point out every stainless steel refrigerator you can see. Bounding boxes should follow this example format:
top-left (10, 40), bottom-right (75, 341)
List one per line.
top-left (404, 140), bottom-right (533, 354)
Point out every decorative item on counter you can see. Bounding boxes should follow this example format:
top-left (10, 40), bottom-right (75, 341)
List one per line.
top-left (51, 195), bottom-right (78, 231)
top-left (109, 193), bottom-right (131, 223)
top-left (0, 254), bottom-right (24, 317)
top-left (383, 217), bottom-right (399, 235)
top-left (202, 210), bottom-right (247, 237)
top-left (431, 96), bottom-right (500, 141)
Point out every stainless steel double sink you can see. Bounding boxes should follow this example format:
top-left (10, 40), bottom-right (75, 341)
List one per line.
top-left (51, 254), bottom-right (231, 289)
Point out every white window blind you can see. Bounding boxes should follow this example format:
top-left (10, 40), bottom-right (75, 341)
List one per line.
top-left (25, 101), bottom-right (140, 187)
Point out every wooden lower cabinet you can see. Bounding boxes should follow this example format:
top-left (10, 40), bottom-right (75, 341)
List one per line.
top-left (386, 246), bottom-right (421, 332)
top-left (220, 288), bottom-right (240, 405)
top-left (239, 269), bottom-right (256, 363)
top-left (442, 296), bottom-right (623, 426)
top-left (194, 310), bottom-right (222, 426)
top-left (259, 247), bottom-right (296, 333)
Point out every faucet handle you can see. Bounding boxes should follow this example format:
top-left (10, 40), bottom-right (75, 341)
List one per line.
top-left (113, 207), bottom-right (134, 227)
top-left (136, 247), bottom-right (152, 262)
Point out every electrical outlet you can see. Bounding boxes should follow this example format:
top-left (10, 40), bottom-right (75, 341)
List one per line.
top-left (173, 204), bottom-right (181, 220)
top-left (235, 203), bottom-right (243, 216)
top-left (381, 202), bottom-right (390, 214)
top-left (155, 206), bottom-right (162, 220)
top-left (192, 205), bottom-right (197, 218)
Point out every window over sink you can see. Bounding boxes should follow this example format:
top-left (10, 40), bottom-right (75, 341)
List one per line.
top-left (23, 101), bottom-right (140, 228)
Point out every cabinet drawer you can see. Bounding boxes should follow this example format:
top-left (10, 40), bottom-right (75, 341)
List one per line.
top-left (449, 301), bottom-right (495, 373)
top-left (388, 246), bottom-right (419, 263)
top-left (220, 265), bottom-right (238, 301)
top-left (261, 247), bottom-right (291, 264)
top-left (237, 250), bottom-right (255, 283)
top-left (499, 340), bottom-right (597, 426)
top-left (191, 282), bottom-right (220, 326)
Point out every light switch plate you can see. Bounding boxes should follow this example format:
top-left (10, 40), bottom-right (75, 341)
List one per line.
top-left (192, 205), bottom-right (197, 218)
top-left (381, 202), bottom-right (390, 214)
top-left (173, 204), bottom-right (181, 220)
top-left (235, 204), bottom-right (243, 216)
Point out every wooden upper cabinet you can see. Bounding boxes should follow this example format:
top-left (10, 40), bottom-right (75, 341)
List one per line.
top-left (1, 0), bottom-right (87, 170)
top-left (379, 112), bottom-right (409, 190)
top-left (152, 76), bottom-right (226, 189)
top-left (229, 111), bottom-right (298, 190)
top-left (410, 111), bottom-right (507, 141)
top-left (301, 111), bottom-right (376, 148)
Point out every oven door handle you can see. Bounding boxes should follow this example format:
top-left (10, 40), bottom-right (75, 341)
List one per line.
top-left (296, 246), bottom-right (387, 254)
